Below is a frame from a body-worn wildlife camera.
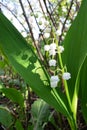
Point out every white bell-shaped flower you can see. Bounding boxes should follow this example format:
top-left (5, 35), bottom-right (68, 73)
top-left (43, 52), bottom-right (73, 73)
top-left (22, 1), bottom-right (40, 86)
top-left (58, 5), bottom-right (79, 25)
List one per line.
top-left (58, 46), bottom-right (64, 53)
top-left (50, 75), bottom-right (60, 88)
top-left (44, 45), bottom-right (50, 51)
top-left (49, 59), bottom-right (56, 66)
top-left (50, 75), bottom-right (59, 82)
top-left (49, 49), bottom-right (56, 56)
top-left (44, 33), bottom-right (50, 38)
top-left (50, 43), bottom-right (56, 50)
top-left (62, 72), bottom-right (71, 80)
top-left (56, 29), bottom-right (61, 36)
top-left (50, 81), bottom-right (58, 88)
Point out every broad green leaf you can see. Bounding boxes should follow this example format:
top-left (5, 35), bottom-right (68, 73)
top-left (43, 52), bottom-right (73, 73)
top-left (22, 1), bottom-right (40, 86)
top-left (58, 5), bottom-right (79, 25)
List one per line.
top-left (31, 99), bottom-right (50, 130)
top-left (0, 88), bottom-right (24, 108)
top-left (0, 106), bottom-right (13, 128)
top-left (80, 56), bottom-right (87, 122)
top-left (0, 11), bottom-right (71, 117)
top-left (62, 0), bottom-right (87, 121)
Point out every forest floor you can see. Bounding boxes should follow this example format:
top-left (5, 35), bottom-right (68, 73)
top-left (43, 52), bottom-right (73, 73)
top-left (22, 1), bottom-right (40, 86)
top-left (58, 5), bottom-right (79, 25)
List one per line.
top-left (0, 92), bottom-right (87, 130)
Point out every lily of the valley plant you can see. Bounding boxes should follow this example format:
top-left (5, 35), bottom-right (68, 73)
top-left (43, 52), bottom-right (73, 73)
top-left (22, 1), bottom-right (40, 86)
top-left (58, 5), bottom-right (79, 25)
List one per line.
top-left (0, 0), bottom-right (87, 130)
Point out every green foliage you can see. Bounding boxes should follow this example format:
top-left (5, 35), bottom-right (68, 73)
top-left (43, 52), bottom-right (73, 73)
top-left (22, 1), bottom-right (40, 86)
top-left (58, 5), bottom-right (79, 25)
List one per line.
top-left (31, 99), bottom-right (50, 130)
top-left (15, 119), bottom-right (24, 130)
top-left (80, 56), bottom-right (87, 122)
top-left (62, 0), bottom-right (87, 122)
top-left (0, 81), bottom-right (3, 89)
top-left (0, 11), bottom-right (71, 118)
top-left (0, 87), bottom-right (24, 108)
top-left (0, 60), bottom-right (6, 68)
top-left (0, 0), bottom-right (87, 129)
top-left (28, 125), bottom-right (33, 130)
top-left (0, 106), bottom-right (13, 128)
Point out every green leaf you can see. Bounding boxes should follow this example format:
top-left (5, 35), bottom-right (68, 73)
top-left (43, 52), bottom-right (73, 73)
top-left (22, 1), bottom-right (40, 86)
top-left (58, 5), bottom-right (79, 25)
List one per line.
top-left (0, 81), bottom-right (4, 89)
top-left (31, 99), bottom-right (50, 130)
top-left (0, 106), bottom-right (13, 128)
top-left (0, 60), bottom-right (5, 68)
top-left (62, 0), bottom-right (87, 121)
top-left (0, 11), bottom-right (70, 117)
top-left (80, 56), bottom-right (87, 123)
top-left (1, 88), bottom-right (24, 108)
top-left (28, 125), bottom-right (33, 130)
top-left (15, 119), bottom-right (24, 130)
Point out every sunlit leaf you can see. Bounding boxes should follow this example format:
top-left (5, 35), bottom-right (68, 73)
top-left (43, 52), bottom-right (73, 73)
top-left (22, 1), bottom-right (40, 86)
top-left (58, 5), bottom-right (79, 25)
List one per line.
top-left (0, 11), bottom-right (70, 117)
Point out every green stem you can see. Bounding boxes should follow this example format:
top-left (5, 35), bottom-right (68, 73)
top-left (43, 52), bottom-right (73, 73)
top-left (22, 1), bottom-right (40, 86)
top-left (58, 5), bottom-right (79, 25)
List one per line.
top-left (58, 52), bottom-right (77, 130)
top-left (68, 117), bottom-right (77, 130)
top-left (58, 52), bottom-right (71, 108)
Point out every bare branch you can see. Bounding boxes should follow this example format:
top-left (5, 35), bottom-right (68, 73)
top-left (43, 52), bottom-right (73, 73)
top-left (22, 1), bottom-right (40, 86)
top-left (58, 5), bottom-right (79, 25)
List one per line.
top-left (19, 0), bottom-right (45, 62)
top-left (47, 0), bottom-right (58, 28)
top-left (27, 0), bottom-right (46, 44)
top-left (43, 0), bottom-right (57, 29)
top-left (38, 0), bottom-right (46, 16)
top-left (59, 0), bottom-right (74, 44)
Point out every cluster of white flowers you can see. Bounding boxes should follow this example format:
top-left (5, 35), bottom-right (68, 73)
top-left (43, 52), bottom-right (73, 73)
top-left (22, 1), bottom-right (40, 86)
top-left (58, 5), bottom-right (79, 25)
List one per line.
top-left (44, 43), bottom-right (64, 56)
top-left (44, 42), bottom-right (57, 56)
top-left (50, 72), bottom-right (71, 88)
top-left (44, 40), bottom-right (71, 88)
